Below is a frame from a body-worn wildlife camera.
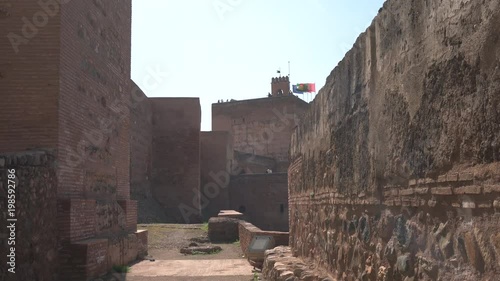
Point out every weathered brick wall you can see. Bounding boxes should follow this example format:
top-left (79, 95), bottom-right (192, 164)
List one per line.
top-left (0, 0), bottom-right (60, 152)
top-left (57, 0), bottom-right (131, 200)
top-left (200, 131), bottom-right (232, 220)
top-left (289, 0), bottom-right (500, 280)
top-left (0, 151), bottom-right (58, 281)
top-left (1, 1), bottom-right (146, 280)
top-left (151, 98), bottom-right (202, 223)
top-left (230, 173), bottom-right (288, 231)
top-left (130, 81), bottom-right (153, 197)
top-left (212, 96), bottom-right (308, 172)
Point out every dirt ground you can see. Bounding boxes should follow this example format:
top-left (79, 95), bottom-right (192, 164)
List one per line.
top-left (94, 224), bottom-right (262, 281)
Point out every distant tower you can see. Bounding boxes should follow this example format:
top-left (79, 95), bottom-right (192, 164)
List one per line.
top-left (271, 76), bottom-right (290, 97)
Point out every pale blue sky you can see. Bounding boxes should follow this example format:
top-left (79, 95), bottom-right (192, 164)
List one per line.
top-left (131, 0), bottom-right (386, 131)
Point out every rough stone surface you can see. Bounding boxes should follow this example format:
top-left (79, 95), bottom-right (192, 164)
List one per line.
top-left (208, 217), bottom-right (240, 243)
top-left (263, 246), bottom-right (334, 281)
top-left (288, 0), bottom-right (500, 280)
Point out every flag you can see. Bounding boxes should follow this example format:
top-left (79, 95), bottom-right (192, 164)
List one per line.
top-left (293, 83), bottom-right (315, 93)
top-left (292, 85), bottom-right (304, 94)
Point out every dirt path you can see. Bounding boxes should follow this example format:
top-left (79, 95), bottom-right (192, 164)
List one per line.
top-left (96, 224), bottom-right (261, 281)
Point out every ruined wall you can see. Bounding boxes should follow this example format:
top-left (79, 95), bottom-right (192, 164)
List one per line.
top-left (130, 81), bottom-right (153, 197)
top-left (0, 0), bottom-right (60, 152)
top-left (289, 0), bottom-right (500, 280)
top-left (200, 131), bottom-right (233, 220)
top-left (238, 221), bottom-right (289, 258)
top-left (0, 151), bottom-right (58, 281)
top-left (213, 96), bottom-right (308, 172)
top-left (151, 98), bottom-right (201, 223)
top-left (229, 173), bottom-right (288, 231)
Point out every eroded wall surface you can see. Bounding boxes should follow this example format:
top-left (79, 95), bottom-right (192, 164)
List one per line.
top-left (289, 0), bottom-right (500, 280)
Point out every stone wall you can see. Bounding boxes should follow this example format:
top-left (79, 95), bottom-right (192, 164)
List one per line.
top-left (151, 98), bottom-right (202, 223)
top-left (0, 151), bottom-right (58, 281)
top-left (289, 0), bottom-right (500, 280)
top-left (200, 131), bottom-right (233, 220)
top-left (212, 96), bottom-right (309, 172)
top-left (230, 173), bottom-right (289, 231)
top-left (238, 221), bottom-right (289, 258)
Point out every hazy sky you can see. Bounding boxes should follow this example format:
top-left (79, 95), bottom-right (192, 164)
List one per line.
top-left (131, 0), bottom-right (386, 131)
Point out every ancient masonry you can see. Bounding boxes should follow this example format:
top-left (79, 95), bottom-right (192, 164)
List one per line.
top-left (0, 1), bottom-right (146, 280)
top-left (130, 77), bottom-right (308, 230)
top-left (264, 0), bottom-right (500, 280)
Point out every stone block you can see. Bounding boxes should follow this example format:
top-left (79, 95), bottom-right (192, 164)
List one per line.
top-left (447, 173), bottom-right (459, 182)
top-left (483, 185), bottom-right (500, 194)
top-left (400, 188), bottom-right (415, 196)
top-left (135, 229), bottom-right (148, 258)
top-left (462, 200), bottom-right (476, 209)
top-left (427, 198), bottom-right (437, 208)
top-left (459, 173), bottom-right (474, 182)
top-left (208, 217), bottom-right (239, 242)
top-left (437, 175), bottom-right (447, 183)
top-left (454, 185), bottom-right (481, 195)
top-left (431, 187), bottom-right (453, 195)
top-left (409, 179), bottom-right (417, 186)
top-left (477, 203), bottom-right (492, 208)
top-left (415, 187), bottom-right (429, 194)
top-left (462, 232), bottom-right (485, 272)
top-left (493, 199), bottom-right (500, 209)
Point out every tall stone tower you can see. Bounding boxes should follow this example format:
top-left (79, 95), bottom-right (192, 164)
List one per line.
top-left (271, 76), bottom-right (291, 96)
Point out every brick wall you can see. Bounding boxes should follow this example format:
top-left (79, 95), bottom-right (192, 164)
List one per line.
top-left (130, 81), bottom-right (153, 197)
top-left (0, 151), bottom-right (59, 281)
top-left (57, 0), bottom-right (131, 200)
top-left (212, 96), bottom-right (308, 172)
top-left (200, 131), bottom-right (233, 220)
top-left (151, 98), bottom-right (201, 223)
top-left (0, 0), bottom-right (60, 152)
top-left (289, 0), bottom-right (500, 279)
top-left (229, 173), bottom-right (288, 231)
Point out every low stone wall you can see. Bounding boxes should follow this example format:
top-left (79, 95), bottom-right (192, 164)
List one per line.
top-left (238, 221), bottom-right (289, 258)
top-left (208, 217), bottom-right (240, 243)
